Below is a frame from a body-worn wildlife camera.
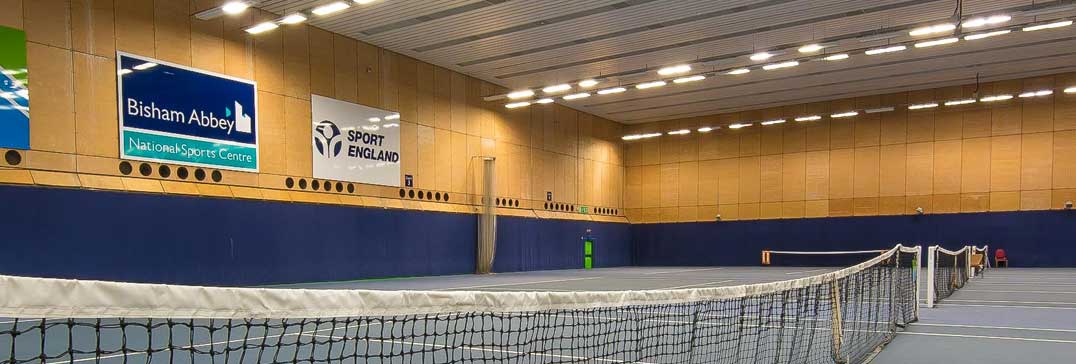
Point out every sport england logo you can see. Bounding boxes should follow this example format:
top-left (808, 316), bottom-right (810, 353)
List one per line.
top-left (314, 120), bottom-right (342, 157)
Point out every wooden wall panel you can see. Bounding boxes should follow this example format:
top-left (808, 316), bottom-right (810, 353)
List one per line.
top-left (990, 135), bottom-right (1021, 191)
top-left (961, 138), bottom-right (990, 193)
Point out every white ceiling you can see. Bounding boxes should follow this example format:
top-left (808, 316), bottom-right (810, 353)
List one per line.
top-left (256, 0), bottom-right (1076, 124)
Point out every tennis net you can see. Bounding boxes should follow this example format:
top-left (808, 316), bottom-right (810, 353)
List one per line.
top-left (1, 245), bottom-right (919, 364)
top-left (927, 246), bottom-right (971, 307)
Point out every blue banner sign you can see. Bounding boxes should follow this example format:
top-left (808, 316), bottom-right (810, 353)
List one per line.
top-left (117, 52), bottom-right (258, 172)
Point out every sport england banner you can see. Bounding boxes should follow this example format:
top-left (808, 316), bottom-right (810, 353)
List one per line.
top-left (311, 95), bottom-right (401, 187)
top-left (0, 26), bottom-right (29, 150)
top-left (117, 52), bottom-right (258, 172)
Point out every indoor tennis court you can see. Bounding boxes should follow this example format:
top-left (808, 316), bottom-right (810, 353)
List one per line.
top-left (3, 0), bottom-right (1076, 363)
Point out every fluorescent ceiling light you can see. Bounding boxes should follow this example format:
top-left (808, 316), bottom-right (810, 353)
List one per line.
top-left (636, 81), bottom-right (667, 89)
top-left (563, 92), bottom-right (590, 100)
top-left (221, 1), bottom-right (249, 15)
top-left (865, 107), bottom-right (895, 114)
top-left (542, 84), bottom-right (571, 93)
top-left (728, 123), bottom-right (752, 129)
top-left (727, 68), bottom-right (751, 75)
top-left (245, 22), bottom-right (279, 34)
top-left (697, 126), bottom-right (717, 132)
top-left (964, 29), bottom-right (1010, 40)
top-left (534, 98), bottom-right (554, 104)
top-left (312, 2), bottom-right (351, 16)
top-left (914, 37), bottom-right (958, 48)
top-left (505, 102), bottom-right (531, 109)
top-left (760, 119), bottom-right (786, 126)
top-left (980, 94), bottom-right (1013, 102)
top-left (507, 90), bottom-right (535, 99)
top-left (857, 30), bottom-right (905, 42)
top-left (1019, 90), bottom-right (1053, 98)
top-left (597, 87), bottom-right (626, 95)
top-left (132, 62), bottom-right (158, 70)
top-left (762, 61), bottom-right (799, 70)
top-left (1065, 87), bottom-right (1076, 94)
top-left (384, 114), bottom-right (400, 120)
top-left (1023, 20), bottom-right (1073, 32)
top-left (908, 103), bottom-right (939, 110)
top-left (621, 133), bottom-right (663, 141)
top-left (823, 53), bottom-right (850, 61)
top-left (962, 15), bottom-right (1010, 28)
top-left (865, 45), bottom-right (907, 55)
top-left (909, 23), bottom-right (956, 36)
top-left (944, 99), bottom-right (976, 106)
top-left (673, 75), bottom-right (706, 83)
top-left (667, 129), bottom-right (691, 135)
top-left (798, 44), bottom-right (825, 53)
top-left (750, 52), bottom-right (774, 61)
top-left (578, 79), bottom-right (599, 87)
top-left (280, 14), bottom-right (308, 24)
top-left (794, 115), bottom-right (821, 122)
top-left (657, 64), bottom-right (692, 75)
top-left (831, 111), bottom-right (858, 118)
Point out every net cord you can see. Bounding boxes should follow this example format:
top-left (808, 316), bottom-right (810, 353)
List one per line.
top-left (765, 250), bottom-right (886, 255)
top-left (0, 245), bottom-right (920, 320)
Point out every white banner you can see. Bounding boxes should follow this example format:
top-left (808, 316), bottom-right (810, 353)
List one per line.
top-left (311, 95), bottom-right (400, 187)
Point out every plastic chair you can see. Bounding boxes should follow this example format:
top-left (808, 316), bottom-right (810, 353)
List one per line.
top-left (994, 249), bottom-right (1008, 268)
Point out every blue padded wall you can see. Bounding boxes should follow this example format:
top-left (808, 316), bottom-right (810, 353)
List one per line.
top-left (632, 211), bottom-right (1076, 267)
top-left (0, 185), bottom-right (632, 286)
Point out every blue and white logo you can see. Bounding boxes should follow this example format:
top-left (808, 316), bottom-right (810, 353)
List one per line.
top-left (314, 120), bottom-right (342, 157)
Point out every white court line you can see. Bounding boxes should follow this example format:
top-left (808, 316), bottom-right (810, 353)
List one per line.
top-left (960, 289), bottom-right (1076, 294)
top-left (784, 269), bottom-right (828, 275)
top-left (914, 322), bottom-right (1076, 333)
top-left (437, 276), bottom-right (605, 290)
top-left (640, 267), bottom-right (724, 275)
top-left (937, 299), bottom-right (1076, 305)
top-left (936, 303), bottom-right (1076, 310)
top-left (664, 279), bottom-right (735, 290)
top-left (899, 331), bottom-right (1076, 344)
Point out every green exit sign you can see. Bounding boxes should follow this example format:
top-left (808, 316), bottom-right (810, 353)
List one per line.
top-left (579, 206), bottom-right (589, 214)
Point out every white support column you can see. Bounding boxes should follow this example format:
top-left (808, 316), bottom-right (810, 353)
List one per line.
top-left (915, 246), bottom-right (922, 318)
top-left (926, 246), bottom-right (936, 308)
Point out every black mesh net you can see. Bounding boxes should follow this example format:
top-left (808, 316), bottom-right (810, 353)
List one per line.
top-left (1, 248), bottom-right (918, 364)
top-left (932, 247), bottom-right (969, 304)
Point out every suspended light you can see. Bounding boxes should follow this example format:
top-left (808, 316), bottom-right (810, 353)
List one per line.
top-left (865, 107), bottom-right (895, 114)
top-left (964, 29), bottom-right (1011, 40)
top-left (962, 15), bottom-right (1011, 28)
top-left (657, 64), bottom-right (691, 75)
top-left (726, 68), bottom-right (751, 75)
top-left (944, 99), bottom-right (976, 106)
top-left (578, 79), bottom-right (599, 87)
top-left (728, 123), bottom-right (752, 129)
top-left (673, 75), bottom-right (706, 83)
top-left (597, 87), bottom-right (626, 95)
top-left (534, 98), bottom-right (555, 104)
top-left (831, 111), bottom-right (858, 118)
top-left (280, 13), bottom-right (308, 24)
top-left (1019, 90), bottom-right (1053, 98)
top-left (311, 1), bottom-right (351, 16)
top-left (908, 103), bottom-right (939, 110)
top-left (636, 81), bottom-right (667, 89)
top-left (1023, 20), bottom-right (1073, 31)
top-left (794, 115), bottom-right (821, 122)
top-left (507, 90), bottom-right (535, 99)
top-left (760, 119), bottom-right (786, 126)
top-left (698, 126), bottom-right (717, 133)
top-left (914, 37), bottom-right (958, 48)
top-left (505, 102), bottom-right (531, 109)
top-left (1065, 86), bottom-right (1076, 94)
top-left (762, 61), bottom-right (799, 70)
top-left (981, 94), bottom-right (1013, 102)
top-left (221, 1), bottom-right (250, 15)
top-left (667, 129), bottom-right (691, 135)
top-left (909, 23), bottom-right (956, 36)
top-left (865, 45), bottom-right (907, 55)
top-left (750, 52), bottom-right (774, 61)
top-left (245, 22), bottom-right (279, 34)
top-left (823, 53), bottom-right (850, 61)
top-left (798, 44), bottom-right (825, 53)
top-left (542, 84), bottom-right (572, 93)
top-left (562, 92), bottom-right (590, 100)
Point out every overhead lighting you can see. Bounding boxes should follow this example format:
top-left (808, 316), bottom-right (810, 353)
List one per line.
top-left (865, 45), bottom-right (906, 55)
top-left (728, 123), bottom-right (752, 129)
top-left (534, 98), bottom-right (554, 104)
top-left (865, 106), bottom-right (895, 114)
top-left (1019, 90), bottom-right (1053, 98)
top-left (798, 44), bottom-right (825, 53)
top-left (914, 37), bottom-right (958, 48)
top-left (944, 99), bottom-right (976, 106)
top-left (622, 133), bottom-right (662, 141)
top-left (118, 69), bottom-right (133, 76)
top-left (795, 115), bottom-right (821, 122)
top-left (857, 30), bottom-right (905, 43)
top-left (726, 68), bottom-right (751, 75)
top-left (132, 62), bottom-right (158, 70)
top-left (384, 114), bottom-right (400, 120)
top-left (1065, 87), bottom-right (1076, 94)
top-left (280, 14), bottom-right (308, 25)
top-left (542, 84), bottom-right (572, 93)
top-left (750, 52), bottom-right (776, 61)
top-left (909, 23), bottom-right (956, 36)
top-left (697, 126), bottom-right (717, 133)
top-left (507, 90), bottom-right (535, 99)
top-left (578, 79), bottom-right (599, 87)
top-left (245, 21), bottom-right (279, 34)
top-left (673, 75), bottom-right (706, 83)
top-left (964, 29), bottom-right (1011, 40)
top-left (908, 103), bottom-right (939, 110)
top-left (221, 1), bottom-right (249, 15)
top-left (636, 81), bottom-right (667, 89)
top-left (760, 119), bottom-right (786, 126)
top-left (962, 15), bottom-right (1010, 28)
top-left (667, 129), bottom-right (691, 135)
top-left (562, 92), bottom-right (590, 100)
top-left (831, 111), bottom-right (858, 118)
top-left (505, 101), bottom-right (531, 109)
top-left (312, 2), bottom-right (351, 16)
top-left (762, 61), bottom-right (799, 70)
top-left (981, 94), bottom-right (1013, 102)
top-left (597, 87), bottom-right (626, 95)
top-left (1023, 20), bottom-right (1072, 31)
top-left (823, 53), bottom-right (850, 61)
top-left (657, 64), bottom-right (691, 75)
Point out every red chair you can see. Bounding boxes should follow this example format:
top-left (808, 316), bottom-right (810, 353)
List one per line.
top-left (994, 249), bottom-right (1008, 267)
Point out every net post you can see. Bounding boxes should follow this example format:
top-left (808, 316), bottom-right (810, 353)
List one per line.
top-left (966, 245), bottom-right (973, 280)
top-left (926, 246), bottom-right (936, 308)
top-left (829, 280), bottom-right (846, 364)
top-left (914, 245), bottom-right (922, 320)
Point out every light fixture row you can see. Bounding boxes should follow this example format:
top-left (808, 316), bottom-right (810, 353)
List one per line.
top-left (212, 1), bottom-right (380, 35)
top-left (620, 86), bottom-right (1076, 141)
top-left (503, 13), bottom-right (1074, 109)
